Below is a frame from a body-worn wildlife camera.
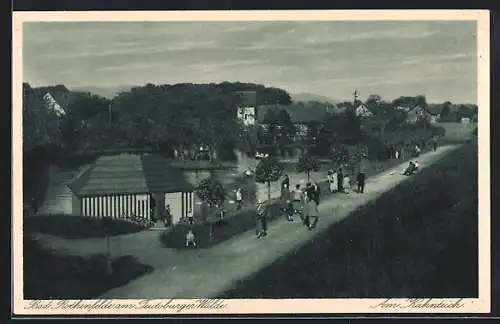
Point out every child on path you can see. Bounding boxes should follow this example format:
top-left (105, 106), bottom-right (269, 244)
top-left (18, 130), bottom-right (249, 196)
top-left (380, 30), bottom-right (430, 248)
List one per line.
top-left (185, 229), bottom-right (196, 247)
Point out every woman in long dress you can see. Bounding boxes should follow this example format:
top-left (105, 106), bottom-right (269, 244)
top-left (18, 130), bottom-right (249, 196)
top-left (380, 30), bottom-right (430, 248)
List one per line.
top-left (329, 170), bottom-right (338, 193)
top-left (342, 173), bottom-right (351, 194)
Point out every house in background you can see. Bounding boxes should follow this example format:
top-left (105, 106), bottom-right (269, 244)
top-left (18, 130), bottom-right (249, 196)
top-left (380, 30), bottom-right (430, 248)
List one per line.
top-left (34, 85), bottom-right (85, 115)
top-left (354, 102), bottom-right (374, 117)
top-left (406, 105), bottom-right (440, 124)
top-left (68, 152), bottom-right (195, 225)
top-left (235, 90), bottom-right (257, 126)
top-left (43, 92), bottom-right (66, 117)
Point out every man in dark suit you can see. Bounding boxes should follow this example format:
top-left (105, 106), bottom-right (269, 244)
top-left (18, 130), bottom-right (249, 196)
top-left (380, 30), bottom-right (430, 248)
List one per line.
top-left (337, 168), bottom-right (344, 193)
top-left (357, 154), bottom-right (368, 194)
top-left (312, 182), bottom-right (321, 205)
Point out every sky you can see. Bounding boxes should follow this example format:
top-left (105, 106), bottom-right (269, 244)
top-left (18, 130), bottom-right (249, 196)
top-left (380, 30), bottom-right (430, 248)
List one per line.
top-left (23, 20), bottom-right (477, 104)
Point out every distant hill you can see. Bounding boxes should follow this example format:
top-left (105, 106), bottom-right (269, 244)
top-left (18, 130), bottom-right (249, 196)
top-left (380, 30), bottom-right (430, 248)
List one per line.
top-left (291, 92), bottom-right (340, 105)
top-left (69, 85), bottom-right (134, 99)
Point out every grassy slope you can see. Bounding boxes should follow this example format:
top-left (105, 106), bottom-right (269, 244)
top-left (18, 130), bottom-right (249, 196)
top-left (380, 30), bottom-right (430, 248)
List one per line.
top-left (23, 235), bottom-right (153, 299)
top-left (220, 142), bottom-right (478, 298)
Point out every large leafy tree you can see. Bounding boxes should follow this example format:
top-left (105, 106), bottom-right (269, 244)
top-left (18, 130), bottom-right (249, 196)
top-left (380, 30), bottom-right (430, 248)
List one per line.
top-left (329, 145), bottom-right (350, 169)
top-left (22, 83), bottom-right (62, 152)
top-left (320, 109), bottom-right (362, 147)
top-left (255, 156), bottom-right (284, 215)
top-left (23, 81), bottom-right (294, 162)
top-left (60, 93), bottom-right (112, 152)
top-left (440, 101), bottom-right (452, 121)
top-left (296, 154), bottom-right (320, 182)
top-left (392, 95), bottom-right (427, 109)
top-left (195, 177), bottom-right (226, 209)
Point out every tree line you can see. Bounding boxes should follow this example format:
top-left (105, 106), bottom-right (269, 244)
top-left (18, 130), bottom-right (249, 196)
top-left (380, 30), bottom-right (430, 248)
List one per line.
top-left (23, 80), bottom-right (473, 168)
top-left (22, 82), bottom-right (292, 164)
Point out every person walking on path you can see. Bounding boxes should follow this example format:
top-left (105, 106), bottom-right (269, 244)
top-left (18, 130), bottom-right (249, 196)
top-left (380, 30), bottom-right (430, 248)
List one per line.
top-left (235, 187), bottom-right (243, 210)
top-left (342, 173), bottom-right (351, 194)
top-left (415, 144), bottom-right (421, 157)
top-left (255, 198), bottom-right (268, 238)
top-left (337, 168), bottom-right (344, 193)
top-left (164, 204), bottom-right (171, 227)
top-left (217, 205), bottom-right (226, 221)
top-left (281, 174), bottom-right (290, 190)
top-left (293, 184), bottom-right (303, 217)
top-left (304, 191), bottom-right (319, 230)
top-left (432, 136), bottom-right (438, 152)
top-left (356, 172), bottom-right (366, 193)
top-left (357, 154), bottom-right (368, 194)
top-left (185, 229), bottom-right (197, 248)
top-left (312, 182), bottom-right (321, 206)
top-left (327, 170), bottom-right (337, 193)
top-left (330, 170), bottom-right (338, 193)
top-left (280, 184), bottom-right (293, 222)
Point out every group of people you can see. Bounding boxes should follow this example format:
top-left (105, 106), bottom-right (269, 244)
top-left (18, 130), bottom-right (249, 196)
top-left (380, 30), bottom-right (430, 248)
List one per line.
top-left (327, 169), bottom-right (359, 194)
top-left (256, 162), bottom-right (371, 238)
top-left (254, 178), bottom-right (320, 237)
top-left (327, 168), bottom-right (367, 195)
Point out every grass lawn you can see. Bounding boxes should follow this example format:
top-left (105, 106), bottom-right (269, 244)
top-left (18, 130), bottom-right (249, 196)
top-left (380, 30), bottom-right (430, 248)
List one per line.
top-left (23, 235), bottom-right (154, 299)
top-left (24, 214), bottom-right (147, 239)
top-left (219, 142), bottom-right (478, 298)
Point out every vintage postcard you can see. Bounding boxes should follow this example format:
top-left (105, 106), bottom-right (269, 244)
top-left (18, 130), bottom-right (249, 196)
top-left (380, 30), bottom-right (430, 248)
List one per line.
top-left (12, 10), bottom-right (490, 316)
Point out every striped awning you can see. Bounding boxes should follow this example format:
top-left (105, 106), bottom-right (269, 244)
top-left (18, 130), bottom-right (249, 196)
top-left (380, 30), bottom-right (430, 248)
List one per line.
top-left (68, 153), bottom-right (194, 197)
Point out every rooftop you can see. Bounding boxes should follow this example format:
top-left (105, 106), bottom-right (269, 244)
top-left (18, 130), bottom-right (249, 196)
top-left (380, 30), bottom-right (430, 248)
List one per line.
top-left (68, 153), bottom-right (194, 197)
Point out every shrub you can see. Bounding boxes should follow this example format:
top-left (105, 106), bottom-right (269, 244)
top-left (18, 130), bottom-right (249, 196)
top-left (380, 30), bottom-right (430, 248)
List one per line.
top-left (23, 214), bottom-right (146, 239)
top-left (195, 176), bottom-right (226, 208)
